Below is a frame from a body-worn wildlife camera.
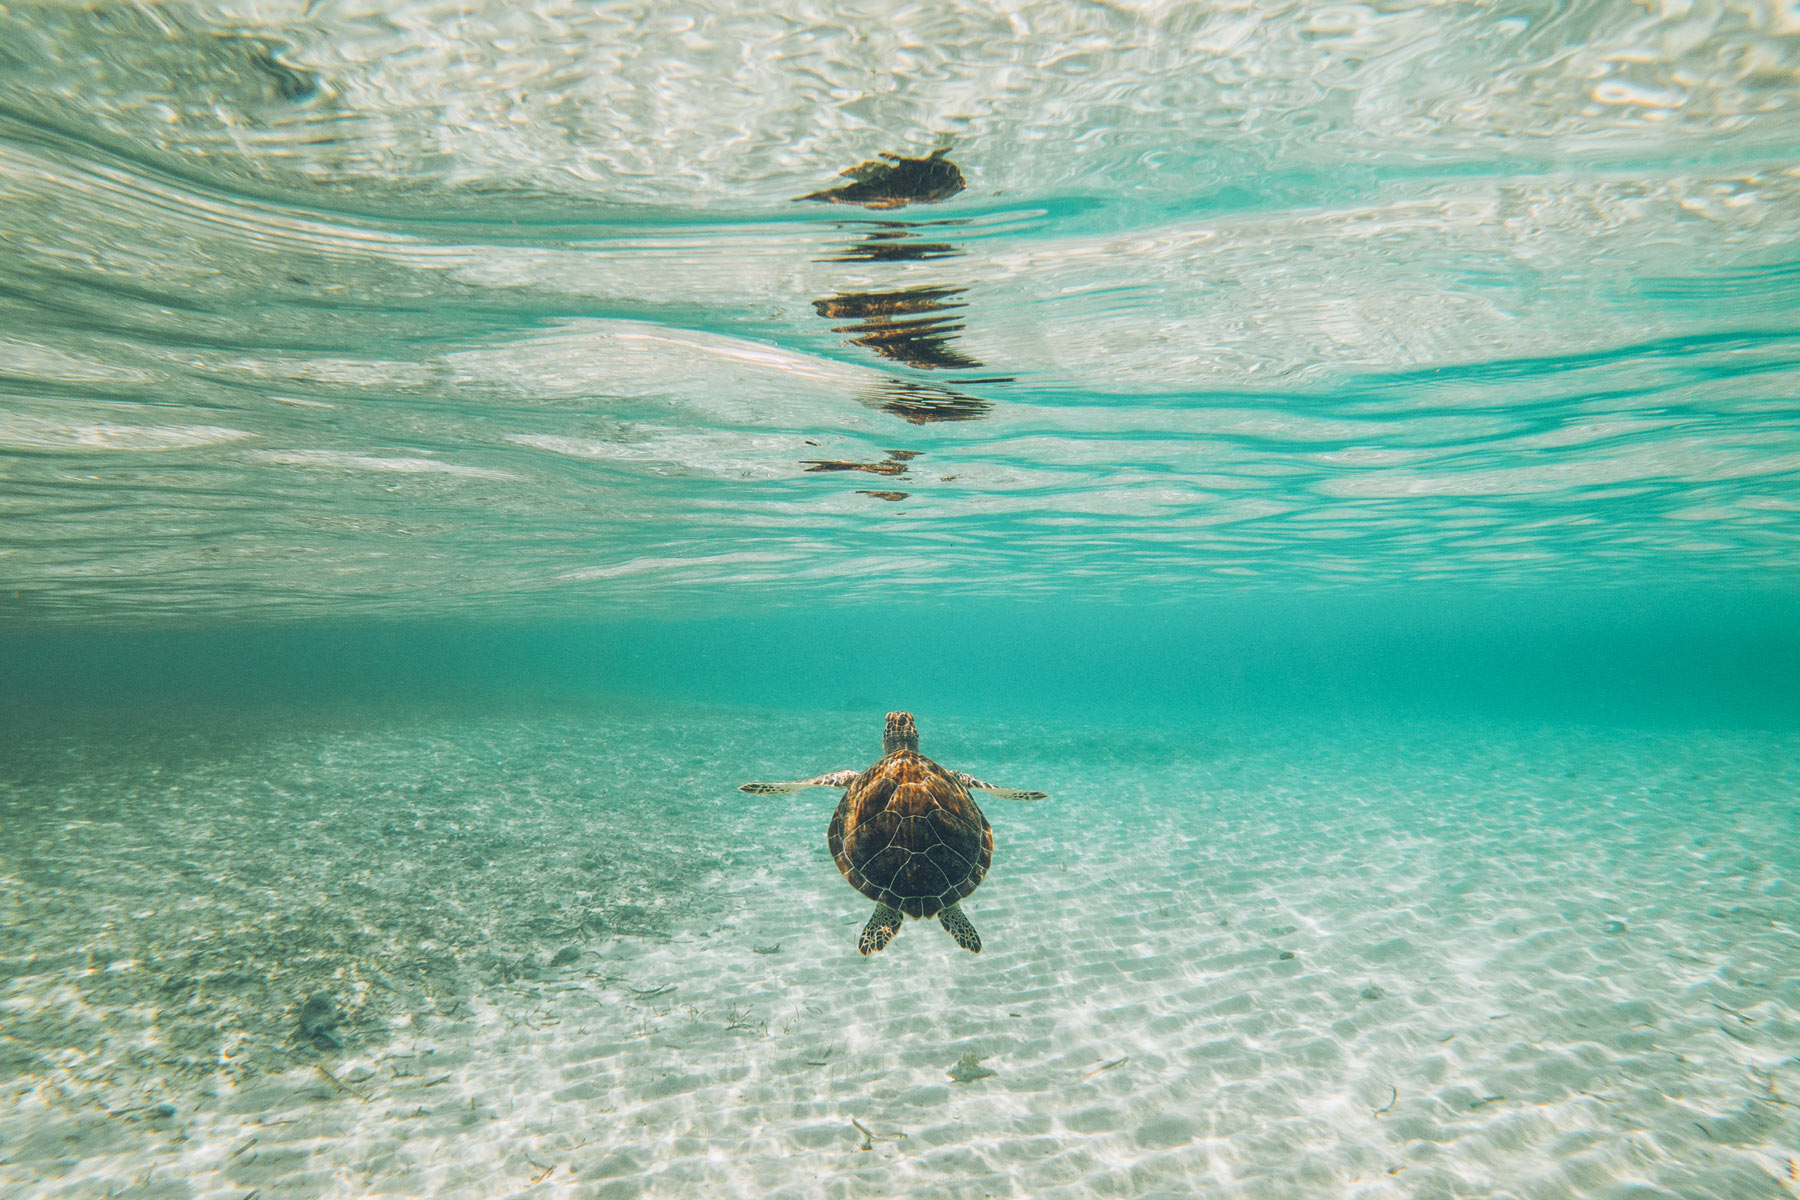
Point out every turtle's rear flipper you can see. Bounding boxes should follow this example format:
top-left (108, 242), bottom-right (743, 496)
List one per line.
top-left (938, 904), bottom-right (982, 954)
top-left (859, 904), bottom-right (904, 955)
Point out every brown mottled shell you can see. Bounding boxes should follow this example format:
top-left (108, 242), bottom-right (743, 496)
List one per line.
top-left (827, 750), bottom-right (993, 919)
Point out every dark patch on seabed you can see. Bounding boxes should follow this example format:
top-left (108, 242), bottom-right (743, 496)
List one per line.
top-left (0, 706), bottom-right (721, 1099)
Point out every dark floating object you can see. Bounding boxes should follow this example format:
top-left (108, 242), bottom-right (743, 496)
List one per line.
top-left (856, 490), bottom-right (909, 502)
top-left (1361, 984), bottom-right (1387, 1001)
top-left (1602, 919), bottom-right (1628, 934)
top-left (1277, 950), bottom-right (1297, 962)
top-left (815, 287), bottom-right (982, 370)
top-left (868, 380), bottom-right (991, 424)
top-left (800, 148), bottom-right (965, 209)
top-left (752, 943), bottom-right (782, 955)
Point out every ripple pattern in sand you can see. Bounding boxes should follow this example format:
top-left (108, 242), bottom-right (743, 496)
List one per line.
top-left (2, 708), bottom-right (1797, 1198)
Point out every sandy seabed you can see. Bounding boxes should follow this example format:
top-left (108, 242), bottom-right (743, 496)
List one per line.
top-left (2, 703), bottom-right (1797, 1199)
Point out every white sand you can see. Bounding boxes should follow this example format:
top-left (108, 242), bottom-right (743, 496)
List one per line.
top-left (2, 706), bottom-right (1797, 1198)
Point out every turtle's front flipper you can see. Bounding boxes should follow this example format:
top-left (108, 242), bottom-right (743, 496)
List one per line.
top-left (952, 772), bottom-right (1048, 802)
top-left (938, 904), bottom-right (981, 954)
top-left (859, 904), bottom-right (904, 955)
top-left (739, 770), bottom-right (858, 794)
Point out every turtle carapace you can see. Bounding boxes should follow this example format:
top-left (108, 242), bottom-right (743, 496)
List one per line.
top-left (739, 711), bottom-right (1047, 955)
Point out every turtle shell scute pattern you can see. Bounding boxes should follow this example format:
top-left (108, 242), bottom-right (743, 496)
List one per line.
top-left (828, 750), bottom-right (993, 919)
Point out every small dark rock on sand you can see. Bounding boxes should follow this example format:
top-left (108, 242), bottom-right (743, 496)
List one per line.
top-left (549, 946), bottom-right (582, 967)
top-left (948, 1052), bottom-right (995, 1083)
top-left (297, 992), bottom-right (343, 1047)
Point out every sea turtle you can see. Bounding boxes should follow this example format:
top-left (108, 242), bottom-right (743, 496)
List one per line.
top-left (739, 711), bottom-right (1046, 955)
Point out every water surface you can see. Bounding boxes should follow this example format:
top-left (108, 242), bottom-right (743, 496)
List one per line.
top-left (2, 0), bottom-right (1798, 619)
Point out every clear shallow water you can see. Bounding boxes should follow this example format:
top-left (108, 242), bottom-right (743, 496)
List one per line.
top-left (4, 2), bottom-right (1800, 1198)
top-left (3, 705), bottom-right (1798, 1198)
top-left (3, 0), bottom-right (1800, 618)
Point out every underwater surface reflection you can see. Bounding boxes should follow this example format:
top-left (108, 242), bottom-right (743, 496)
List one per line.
top-left (3, 0), bottom-right (1800, 1196)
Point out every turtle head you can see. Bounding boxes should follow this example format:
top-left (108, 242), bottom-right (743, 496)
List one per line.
top-left (882, 711), bottom-right (919, 754)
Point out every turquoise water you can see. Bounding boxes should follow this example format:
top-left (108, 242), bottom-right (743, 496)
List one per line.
top-left (3, 2), bottom-right (1800, 1197)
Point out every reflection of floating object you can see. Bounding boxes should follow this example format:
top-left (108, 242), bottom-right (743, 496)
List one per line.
top-left (803, 458), bottom-right (907, 476)
top-left (737, 712), bottom-right (1047, 955)
top-left (814, 287), bottom-right (963, 322)
top-left (815, 287), bottom-right (981, 370)
top-left (800, 449), bottom-right (917, 484)
top-left (827, 237), bottom-right (961, 263)
top-left (822, 223), bottom-right (964, 263)
top-left (856, 490), bottom-right (909, 501)
top-left (799, 149), bottom-right (966, 209)
top-left (867, 380), bottom-right (991, 424)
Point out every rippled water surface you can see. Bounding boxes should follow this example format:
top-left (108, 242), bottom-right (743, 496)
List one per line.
top-left (3, 0), bottom-right (1798, 621)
